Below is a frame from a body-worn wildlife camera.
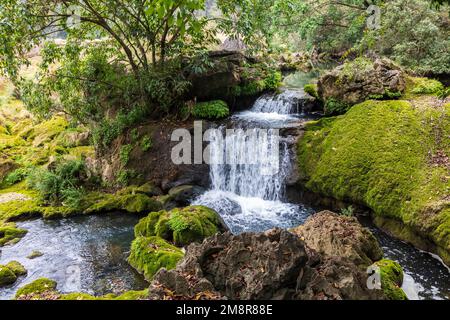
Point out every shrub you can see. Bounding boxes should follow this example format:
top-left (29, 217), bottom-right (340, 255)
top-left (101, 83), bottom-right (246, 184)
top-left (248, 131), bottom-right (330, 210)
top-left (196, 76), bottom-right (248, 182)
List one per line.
top-left (26, 159), bottom-right (88, 208)
top-left (304, 84), bottom-right (319, 99)
top-left (119, 144), bottom-right (133, 166)
top-left (324, 98), bottom-right (350, 115)
top-left (140, 136), bottom-right (152, 152)
top-left (264, 70), bottom-right (282, 90)
top-left (191, 100), bottom-right (230, 120)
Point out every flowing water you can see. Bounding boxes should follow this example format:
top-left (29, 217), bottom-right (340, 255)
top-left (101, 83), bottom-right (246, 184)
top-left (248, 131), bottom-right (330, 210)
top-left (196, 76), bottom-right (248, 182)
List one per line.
top-left (194, 71), bottom-right (450, 300)
top-left (0, 214), bottom-right (148, 300)
top-left (0, 71), bottom-right (448, 300)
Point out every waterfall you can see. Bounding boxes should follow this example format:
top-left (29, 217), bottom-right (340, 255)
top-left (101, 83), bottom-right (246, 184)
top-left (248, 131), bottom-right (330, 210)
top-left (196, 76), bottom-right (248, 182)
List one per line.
top-left (193, 87), bottom-right (314, 233)
top-left (251, 89), bottom-right (305, 114)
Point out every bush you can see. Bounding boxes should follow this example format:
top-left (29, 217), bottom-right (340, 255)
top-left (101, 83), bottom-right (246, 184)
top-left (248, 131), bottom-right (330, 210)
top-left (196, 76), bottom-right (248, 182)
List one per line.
top-left (304, 84), bottom-right (319, 99)
top-left (324, 98), bottom-right (350, 115)
top-left (264, 70), bottom-right (282, 90)
top-left (26, 159), bottom-right (88, 208)
top-left (191, 100), bottom-right (230, 120)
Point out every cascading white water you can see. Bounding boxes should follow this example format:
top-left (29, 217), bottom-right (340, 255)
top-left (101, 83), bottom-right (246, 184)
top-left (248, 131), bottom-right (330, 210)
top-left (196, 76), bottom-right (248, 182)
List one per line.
top-left (194, 87), bottom-right (314, 234)
top-left (251, 89), bottom-right (305, 114)
top-left (208, 127), bottom-right (288, 200)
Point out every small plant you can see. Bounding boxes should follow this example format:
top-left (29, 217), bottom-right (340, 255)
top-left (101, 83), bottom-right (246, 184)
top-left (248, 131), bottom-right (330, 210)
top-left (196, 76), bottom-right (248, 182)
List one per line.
top-left (325, 98), bottom-right (351, 115)
top-left (116, 169), bottom-right (138, 186)
top-left (140, 136), bottom-right (152, 152)
top-left (191, 100), bottom-right (230, 120)
top-left (119, 144), bottom-right (133, 166)
top-left (264, 70), bottom-right (282, 91)
top-left (2, 167), bottom-right (30, 186)
top-left (304, 84), bottom-right (319, 99)
top-left (130, 128), bottom-right (139, 143)
top-left (340, 205), bottom-right (355, 217)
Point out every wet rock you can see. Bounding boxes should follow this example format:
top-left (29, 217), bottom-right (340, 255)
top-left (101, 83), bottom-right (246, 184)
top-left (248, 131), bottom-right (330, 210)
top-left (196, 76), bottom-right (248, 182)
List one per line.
top-left (168, 185), bottom-right (205, 207)
top-left (148, 228), bottom-right (386, 300)
top-left (6, 261), bottom-right (27, 276)
top-left (291, 211), bottom-right (383, 267)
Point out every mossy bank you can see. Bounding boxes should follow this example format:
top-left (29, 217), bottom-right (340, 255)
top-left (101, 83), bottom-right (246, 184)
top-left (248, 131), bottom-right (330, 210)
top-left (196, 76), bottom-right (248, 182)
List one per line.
top-left (297, 98), bottom-right (450, 265)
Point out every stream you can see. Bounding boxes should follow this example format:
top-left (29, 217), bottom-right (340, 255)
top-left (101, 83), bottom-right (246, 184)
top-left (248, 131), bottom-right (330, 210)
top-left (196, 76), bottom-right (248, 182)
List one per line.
top-left (0, 72), bottom-right (449, 300)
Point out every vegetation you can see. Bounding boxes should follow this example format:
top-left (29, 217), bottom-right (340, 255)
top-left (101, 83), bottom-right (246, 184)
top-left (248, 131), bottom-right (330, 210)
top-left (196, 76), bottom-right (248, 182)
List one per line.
top-left (298, 99), bottom-right (450, 264)
top-left (190, 100), bottom-right (230, 120)
top-left (375, 259), bottom-right (408, 300)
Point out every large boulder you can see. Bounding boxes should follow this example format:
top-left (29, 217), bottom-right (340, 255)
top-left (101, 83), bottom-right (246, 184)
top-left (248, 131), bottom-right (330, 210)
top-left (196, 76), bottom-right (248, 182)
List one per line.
top-left (291, 211), bottom-right (383, 267)
top-left (318, 57), bottom-right (406, 114)
top-left (148, 228), bottom-right (386, 300)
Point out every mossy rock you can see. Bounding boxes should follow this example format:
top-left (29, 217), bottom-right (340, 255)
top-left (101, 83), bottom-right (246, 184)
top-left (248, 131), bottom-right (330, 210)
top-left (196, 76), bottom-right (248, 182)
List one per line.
top-left (297, 99), bottom-right (450, 265)
top-left (134, 205), bottom-right (223, 246)
top-left (191, 100), bottom-right (230, 120)
top-left (0, 224), bottom-right (27, 246)
top-left (15, 278), bottom-right (58, 299)
top-left (6, 261), bottom-right (27, 276)
top-left (375, 259), bottom-right (408, 300)
top-left (128, 236), bottom-right (184, 280)
top-left (0, 265), bottom-right (17, 287)
top-left (84, 192), bottom-right (163, 214)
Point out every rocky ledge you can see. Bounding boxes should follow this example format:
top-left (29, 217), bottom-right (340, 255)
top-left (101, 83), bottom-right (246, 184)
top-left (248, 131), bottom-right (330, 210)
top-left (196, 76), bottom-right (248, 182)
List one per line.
top-left (147, 211), bottom-right (406, 300)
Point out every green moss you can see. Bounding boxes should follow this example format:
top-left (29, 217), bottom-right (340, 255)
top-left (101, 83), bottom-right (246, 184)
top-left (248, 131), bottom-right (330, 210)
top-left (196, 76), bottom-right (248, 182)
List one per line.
top-left (0, 224), bottom-right (28, 246)
top-left (298, 100), bottom-right (450, 263)
top-left (403, 76), bottom-right (445, 98)
top-left (134, 205), bottom-right (222, 246)
top-left (304, 84), bottom-right (319, 100)
top-left (191, 100), bottom-right (230, 120)
top-left (375, 259), bottom-right (408, 300)
top-left (15, 278), bottom-right (57, 299)
top-left (337, 57), bottom-right (374, 84)
top-left (0, 265), bottom-right (17, 286)
top-left (6, 261), bottom-right (27, 276)
top-left (128, 236), bottom-right (184, 280)
top-left (112, 289), bottom-right (149, 300)
top-left (140, 136), bottom-right (152, 152)
top-left (324, 98), bottom-right (351, 115)
top-left (27, 117), bottom-right (68, 147)
top-left (84, 192), bottom-right (163, 214)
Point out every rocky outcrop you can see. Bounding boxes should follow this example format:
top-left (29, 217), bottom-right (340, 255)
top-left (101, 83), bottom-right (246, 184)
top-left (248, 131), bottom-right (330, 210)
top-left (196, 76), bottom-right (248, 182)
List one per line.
top-left (148, 226), bottom-right (387, 300)
top-left (318, 57), bottom-right (406, 114)
top-left (291, 211), bottom-right (383, 267)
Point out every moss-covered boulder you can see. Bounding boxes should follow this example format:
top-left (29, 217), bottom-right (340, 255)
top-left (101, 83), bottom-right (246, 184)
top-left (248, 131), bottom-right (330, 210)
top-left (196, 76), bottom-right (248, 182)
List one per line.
top-left (134, 205), bottom-right (224, 247)
top-left (15, 278), bottom-right (58, 300)
top-left (297, 99), bottom-right (450, 265)
top-left (0, 223), bottom-right (27, 246)
top-left (128, 236), bottom-right (184, 280)
top-left (375, 259), bottom-right (408, 300)
top-left (6, 261), bottom-right (27, 276)
top-left (0, 265), bottom-right (17, 287)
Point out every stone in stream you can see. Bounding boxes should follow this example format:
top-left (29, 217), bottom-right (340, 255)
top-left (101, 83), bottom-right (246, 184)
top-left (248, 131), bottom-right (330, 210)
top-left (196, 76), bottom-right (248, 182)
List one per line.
top-left (147, 210), bottom-right (401, 300)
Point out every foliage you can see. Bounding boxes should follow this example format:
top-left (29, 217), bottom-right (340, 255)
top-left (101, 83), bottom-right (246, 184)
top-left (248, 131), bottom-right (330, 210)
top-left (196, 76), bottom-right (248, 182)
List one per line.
top-left (304, 84), bottom-right (319, 99)
top-left (140, 136), bottom-right (153, 152)
top-left (340, 206), bottom-right (355, 217)
top-left (374, 259), bottom-right (408, 300)
top-left (324, 98), bottom-right (350, 115)
top-left (360, 0), bottom-right (450, 75)
top-left (190, 100), bottom-right (230, 120)
top-left (119, 144), bottom-right (133, 166)
top-left (134, 206), bottom-right (222, 247)
top-left (26, 159), bottom-right (88, 208)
